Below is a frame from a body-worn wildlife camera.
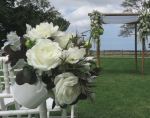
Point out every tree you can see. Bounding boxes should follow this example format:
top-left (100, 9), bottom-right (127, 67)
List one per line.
top-left (120, 0), bottom-right (149, 37)
top-left (0, 0), bottom-right (70, 48)
top-left (122, 0), bottom-right (144, 12)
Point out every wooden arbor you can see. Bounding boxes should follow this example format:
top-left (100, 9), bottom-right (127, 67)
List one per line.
top-left (97, 13), bottom-right (146, 73)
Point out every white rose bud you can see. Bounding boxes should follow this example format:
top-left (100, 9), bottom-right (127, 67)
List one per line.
top-left (54, 33), bottom-right (73, 49)
top-left (6, 31), bottom-right (21, 51)
top-left (63, 47), bottom-right (86, 64)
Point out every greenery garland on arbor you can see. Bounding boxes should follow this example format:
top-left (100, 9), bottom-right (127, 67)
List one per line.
top-left (88, 11), bottom-right (104, 68)
top-left (138, 0), bottom-right (150, 41)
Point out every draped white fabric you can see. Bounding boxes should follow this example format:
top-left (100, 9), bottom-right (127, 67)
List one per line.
top-left (102, 14), bottom-right (139, 24)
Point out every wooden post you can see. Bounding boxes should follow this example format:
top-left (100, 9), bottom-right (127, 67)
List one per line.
top-left (86, 48), bottom-right (89, 56)
top-left (135, 23), bottom-right (138, 70)
top-left (141, 38), bottom-right (145, 74)
top-left (96, 39), bottom-right (100, 68)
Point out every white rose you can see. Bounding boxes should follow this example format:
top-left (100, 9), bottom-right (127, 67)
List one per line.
top-left (24, 25), bottom-right (41, 40)
top-left (26, 39), bottom-right (62, 71)
top-left (63, 47), bottom-right (86, 64)
top-left (6, 31), bottom-right (21, 51)
top-left (54, 33), bottom-right (73, 49)
top-left (54, 72), bottom-right (81, 106)
top-left (25, 22), bottom-right (59, 41)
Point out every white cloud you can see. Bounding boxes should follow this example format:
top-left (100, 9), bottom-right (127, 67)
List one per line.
top-left (76, 0), bottom-right (124, 5)
top-left (66, 5), bottom-right (124, 21)
top-left (51, 0), bottom-right (124, 9)
top-left (50, 0), bottom-right (125, 33)
top-left (66, 5), bottom-right (124, 32)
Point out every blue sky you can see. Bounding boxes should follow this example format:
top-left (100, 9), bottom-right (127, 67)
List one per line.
top-left (101, 24), bottom-right (142, 51)
top-left (51, 0), bottom-right (150, 50)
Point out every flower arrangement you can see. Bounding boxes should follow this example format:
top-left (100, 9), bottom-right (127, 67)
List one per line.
top-left (2, 22), bottom-right (99, 108)
top-left (88, 11), bottom-right (104, 40)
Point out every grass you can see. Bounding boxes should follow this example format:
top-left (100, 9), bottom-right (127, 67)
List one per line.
top-left (78, 57), bottom-right (150, 118)
top-left (1, 57), bottom-right (150, 118)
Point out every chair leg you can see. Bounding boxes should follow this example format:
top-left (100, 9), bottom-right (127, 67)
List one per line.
top-left (15, 102), bottom-right (21, 118)
top-left (39, 101), bottom-right (47, 118)
top-left (0, 98), bottom-right (7, 118)
top-left (71, 105), bottom-right (74, 118)
top-left (28, 114), bottom-right (32, 118)
top-left (61, 109), bottom-right (67, 118)
top-left (47, 111), bottom-right (50, 118)
top-left (0, 85), bottom-right (6, 111)
top-left (0, 98), bottom-right (6, 110)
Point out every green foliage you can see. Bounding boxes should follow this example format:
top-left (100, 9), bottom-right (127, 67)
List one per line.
top-left (121, 0), bottom-right (143, 11)
top-left (143, 0), bottom-right (150, 8)
top-left (119, 24), bottom-right (135, 37)
top-left (138, 12), bottom-right (150, 39)
top-left (0, 0), bottom-right (70, 47)
top-left (89, 11), bottom-right (104, 40)
top-left (120, 0), bottom-right (150, 38)
top-left (138, 1), bottom-right (150, 39)
top-left (83, 41), bottom-right (92, 49)
top-left (25, 39), bottom-right (36, 49)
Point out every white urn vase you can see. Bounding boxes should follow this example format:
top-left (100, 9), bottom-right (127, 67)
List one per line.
top-left (12, 80), bottom-right (48, 109)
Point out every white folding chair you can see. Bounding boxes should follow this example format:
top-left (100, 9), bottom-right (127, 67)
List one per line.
top-left (0, 56), bottom-right (14, 110)
top-left (0, 56), bottom-right (22, 118)
top-left (0, 56), bottom-right (76, 118)
top-left (0, 56), bottom-right (40, 118)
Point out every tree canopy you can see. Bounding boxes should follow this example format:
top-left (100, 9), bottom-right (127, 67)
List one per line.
top-left (0, 0), bottom-right (70, 47)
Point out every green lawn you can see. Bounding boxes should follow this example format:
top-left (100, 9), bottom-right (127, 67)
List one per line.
top-left (78, 57), bottom-right (150, 118)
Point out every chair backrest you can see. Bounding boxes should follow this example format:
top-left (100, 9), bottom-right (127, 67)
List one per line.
top-left (0, 56), bottom-right (10, 111)
top-left (0, 76), bottom-right (5, 110)
top-left (0, 56), bottom-right (10, 94)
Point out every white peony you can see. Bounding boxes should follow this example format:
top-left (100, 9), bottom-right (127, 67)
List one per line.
top-left (6, 31), bottom-right (21, 51)
top-left (54, 33), bottom-right (73, 49)
top-left (25, 22), bottom-right (59, 41)
top-left (54, 72), bottom-right (81, 106)
top-left (63, 47), bottom-right (86, 64)
top-left (25, 27), bottom-right (41, 40)
top-left (26, 39), bottom-right (62, 71)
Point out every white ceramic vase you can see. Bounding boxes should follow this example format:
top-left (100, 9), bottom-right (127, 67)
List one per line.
top-left (12, 80), bottom-right (48, 109)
